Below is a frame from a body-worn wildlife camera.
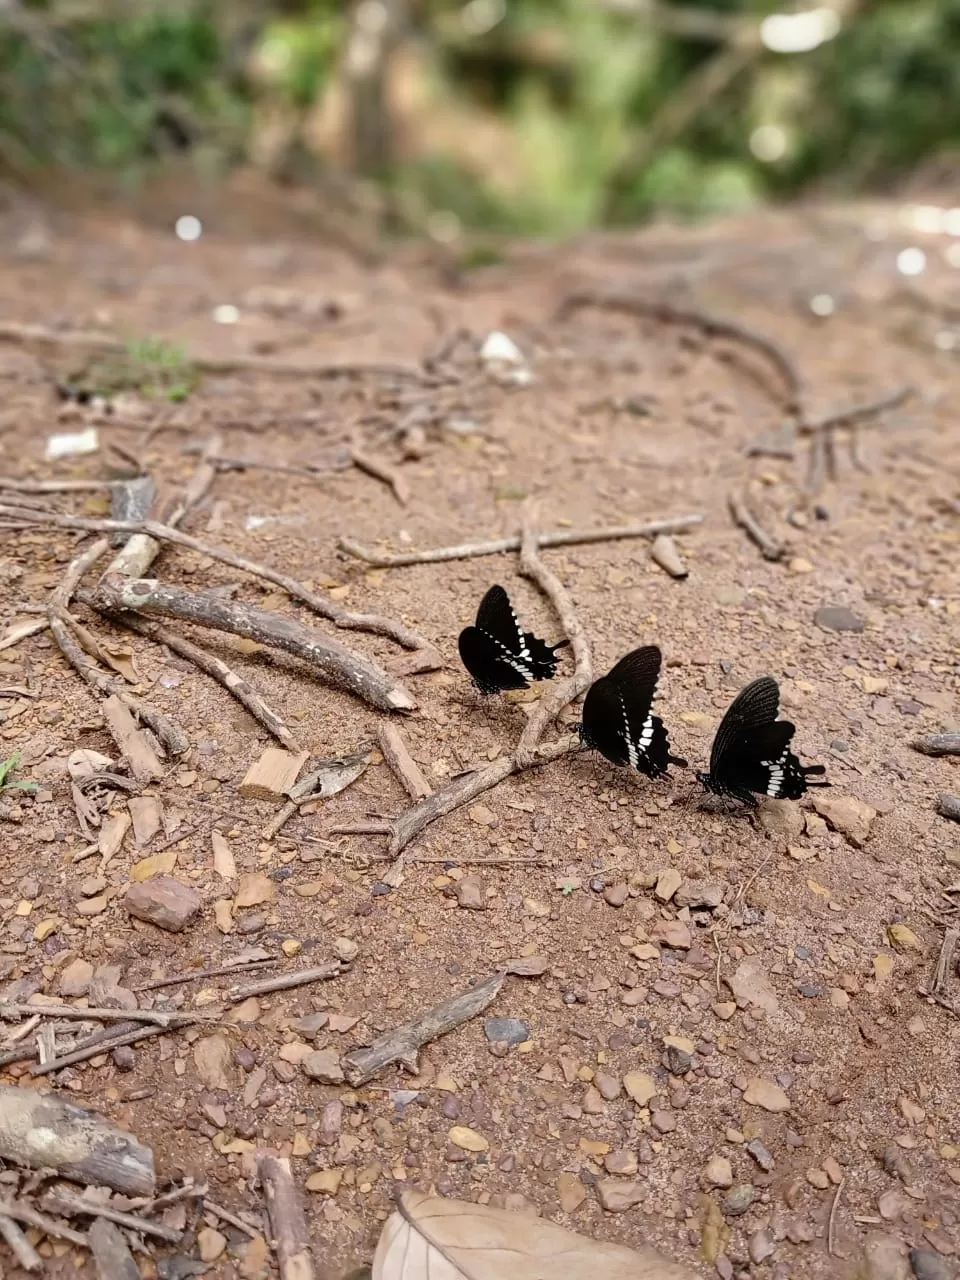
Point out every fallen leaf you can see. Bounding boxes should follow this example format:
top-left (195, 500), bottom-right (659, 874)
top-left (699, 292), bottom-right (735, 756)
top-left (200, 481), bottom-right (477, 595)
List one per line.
top-left (372, 1189), bottom-right (699, 1279)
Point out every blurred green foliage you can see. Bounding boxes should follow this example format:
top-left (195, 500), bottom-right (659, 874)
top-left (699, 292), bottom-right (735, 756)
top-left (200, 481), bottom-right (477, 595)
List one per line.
top-left (1, 0), bottom-right (959, 233)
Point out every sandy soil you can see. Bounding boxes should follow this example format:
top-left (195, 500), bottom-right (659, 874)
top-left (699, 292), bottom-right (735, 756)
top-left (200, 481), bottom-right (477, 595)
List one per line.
top-left (0, 191), bottom-right (958, 1280)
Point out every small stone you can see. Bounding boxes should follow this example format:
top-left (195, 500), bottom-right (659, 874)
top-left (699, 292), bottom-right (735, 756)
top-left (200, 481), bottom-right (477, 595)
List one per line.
top-left (675, 881), bottom-right (725, 910)
top-left (595, 1071), bottom-right (621, 1100)
top-left (649, 919), bottom-right (692, 950)
top-left (713, 1001), bottom-right (737, 1021)
top-left (789, 557), bottom-right (815, 574)
top-left (651, 1109), bottom-right (677, 1134)
top-left (193, 1034), bottom-right (235, 1091)
top-left (234, 873), bottom-right (275, 908)
top-left (293, 1012), bottom-right (330, 1039)
top-left (744, 1078), bottom-right (791, 1112)
top-left (505, 955), bottom-right (548, 976)
top-left (811, 793), bottom-right (877, 848)
top-left (124, 877), bottom-right (201, 933)
top-left (59, 958), bottom-right (93, 997)
top-left (302, 1049), bottom-right (344, 1084)
top-left (655, 868), bottom-right (683, 902)
top-left (757, 799), bottom-right (804, 841)
top-left (746, 1138), bottom-right (775, 1172)
top-left (815, 605), bottom-right (865, 633)
top-left (623, 1072), bottom-right (657, 1106)
top-left (823, 1156), bottom-right (844, 1184)
top-left (878, 1189), bottom-right (904, 1221)
top-left (77, 896), bottom-right (108, 917)
top-left (582, 1086), bottom-right (605, 1115)
top-left (484, 1018), bottom-right (529, 1047)
top-left (277, 1041), bottom-right (313, 1065)
top-left (728, 959), bottom-right (779, 1015)
top-left (704, 1155), bottom-right (733, 1188)
top-left (448, 1126), bottom-right (488, 1153)
top-left (860, 1232), bottom-right (911, 1280)
top-left (604, 1149), bottom-right (639, 1177)
top-left (909, 1249), bottom-right (954, 1280)
top-left (603, 883), bottom-right (629, 908)
top-left (306, 1169), bottom-right (343, 1195)
top-left (455, 877), bottom-right (486, 910)
top-left (468, 804), bottom-right (497, 827)
top-left (112, 1044), bottom-right (136, 1071)
top-left (725, 1184), bottom-right (756, 1216)
top-left (596, 1178), bottom-right (645, 1212)
top-left (888, 924), bottom-right (923, 954)
top-left (332, 936), bottom-right (358, 963)
top-left (557, 1172), bottom-right (588, 1214)
top-left (806, 1168), bottom-right (830, 1189)
top-left (197, 1229), bottom-right (227, 1263)
top-left (749, 1228), bottom-right (776, 1265)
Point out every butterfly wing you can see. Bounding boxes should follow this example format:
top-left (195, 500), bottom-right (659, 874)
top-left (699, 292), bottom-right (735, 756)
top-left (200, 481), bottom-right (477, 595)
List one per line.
top-left (457, 627), bottom-right (530, 694)
top-left (521, 631), bottom-right (565, 680)
top-left (581, 646), bottom-right (685, 777)
top-left (709, 676), bottom-right (781, 782)
top-left (475, 585), bottom-right (527, 655)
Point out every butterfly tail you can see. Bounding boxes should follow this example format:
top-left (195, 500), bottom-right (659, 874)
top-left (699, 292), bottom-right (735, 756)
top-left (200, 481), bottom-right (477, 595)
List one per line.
top-left (802, 763), bottom-right (828, 785)
top-left (522, 631), bottom-right (566, 680)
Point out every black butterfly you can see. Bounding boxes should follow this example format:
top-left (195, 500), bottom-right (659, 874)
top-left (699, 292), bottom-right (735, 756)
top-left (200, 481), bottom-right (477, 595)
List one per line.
top-left (457, 584), bottom-right (567, 695)
top-left (578, 645), bottom-right (687, 779)
top-left (697, 676), bottom-right (826, 806)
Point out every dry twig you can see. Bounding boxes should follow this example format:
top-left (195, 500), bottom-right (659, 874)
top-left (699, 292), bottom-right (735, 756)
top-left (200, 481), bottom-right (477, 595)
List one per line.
top-left (827, 1175), bottom-right (845, 1257)
top-left (0, 1003), bottom-right (199, 1029)
top-left (0, 507), bottom-right (440, 668)
top-left (42, 1191), bottom-right (183, 1243)
top-left (925, 927), bottom-right (959, 997)
top-left (257, 1155), bottom-right (315, 1280)
top-left (728, 489), bottom-right (785, 562)
top-left (262, 749), bottom-right (371, 840)
top-left (95, 574), bottom-right (415, 713)
top-left (134, 958), bottom-right (276, 993)
top-left (339, 513), bottom-right (703, 568)
top-left (0, 1199), bottom-right (87, 1246)
top-left (0, 1213), bottom-right (42, 1271)
top-left (351, 446), bottom-right (410, 505)
top-left (30, 1023), bottom-right (169, 1076)
top-left (225, 962), bottom-right (342, 1004)
top-left (342, 971), bottom-right (504, 1085)
top-left (378, 723), bottom-right (432, 800)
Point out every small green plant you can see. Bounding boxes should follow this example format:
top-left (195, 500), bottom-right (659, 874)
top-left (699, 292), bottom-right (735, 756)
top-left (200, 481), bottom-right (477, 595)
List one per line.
top-left (64, 336), bottom-right (199, 403)
top-left (0, 752), bottom-right (37, 794)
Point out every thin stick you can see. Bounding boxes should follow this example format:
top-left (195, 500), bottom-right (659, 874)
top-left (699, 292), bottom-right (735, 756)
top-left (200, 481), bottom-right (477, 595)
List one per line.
top-left (799, 386), bottom-right (913, 437)
top-left (79, 594), bottom-right (296, 749)
top-left (0, 477), bottom-right (122, 494)
top-left (343, 972), bottom-right (504, 1085)
top-left (225, 962), bottom-right (342, 1003)
top-left (925, 927), bottom-right (959, 997)
top-left (388, 736), bottom-right (579, 856)
top-left (30, 1023), bottom-right (168, 1075)
top-left (41, 1191), bottom-right (182, 1243)
top-left (327, 821), bottom-right (395, 836)
top-left (0, 1199), bottom-right (87, 1246)
top-left (378, 723), bottom-right (432, 800)
top-left (0, 618), bottom-right (48, 651)
top-left (827, 1175), bottom-right (845, 1257)
top-left (728, 489), bottom-right (784, 562)
top-left (338, 513), bottom-right (704, 568)
top-left (351, 447), bottom-right (410, 505)
top-left (95, 574), bottom-right (415, 714)
top-left (556, 291), bottom-right (804, 416)
top-left (0, 320), bottom-right (425, 382)
top-left (409, 853), bottom-right (549, 866)
top-left (0, 1213), bottom-right (42, 1270)
top-left (141, 824), bottom-right (199, 858)
top-left (913, 734), bottom-right (960, 757)
top-left (515, 511), bottom-right (593, 767)
top-left (0, 1003), bottom-right (199, 1029)
top-left (134, 958), bottom-right (277, 993)
top-left (204, 1198), bottom-right (262, 1239)
top-left (0, 507), bottom-right (439, 663)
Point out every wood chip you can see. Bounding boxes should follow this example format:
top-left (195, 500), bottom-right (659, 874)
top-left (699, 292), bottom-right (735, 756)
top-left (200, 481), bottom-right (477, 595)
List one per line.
top-left (378, 723), bottom-right (432, 800)
top-left (240, 749), bottom-right (309, 801)
top-left (102, 694), bottom-right (164, 783)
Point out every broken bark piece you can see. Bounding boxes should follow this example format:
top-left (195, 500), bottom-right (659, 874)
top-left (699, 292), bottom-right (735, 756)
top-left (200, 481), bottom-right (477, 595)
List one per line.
top-left (378, 724), bottom-right (432, 800)
top-left (262, 748), bottom-right (371, 839)
top-left (649, 533), bottom-right (689, 579)
top-left (914, 734), bottom-right (960, 757)
top-left (342, 971), bottom-right (505, 1085)
top-left (102, 695), bottom-right (164, 784)
top-left (225, 963), bottom-right (342, 1004)
top-left (0, 1084), bottom-right (155, 1195)
top-left (258, 1154), bottom-right (315, 1280)
top-left (241, 749), bottom-right (310, 801)
top-left (124, 876), bottom-right (202, 932)
top-left (89, 1216), bottom-right (141, 1280)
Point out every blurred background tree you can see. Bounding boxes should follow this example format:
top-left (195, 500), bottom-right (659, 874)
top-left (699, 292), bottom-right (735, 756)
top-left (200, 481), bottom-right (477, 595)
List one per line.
top-left (1, 0), bottom-right (959, 238)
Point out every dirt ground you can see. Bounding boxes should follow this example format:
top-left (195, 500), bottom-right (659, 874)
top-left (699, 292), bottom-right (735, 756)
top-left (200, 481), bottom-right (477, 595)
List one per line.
top-left (0, 186), bottom-right (958, 1280)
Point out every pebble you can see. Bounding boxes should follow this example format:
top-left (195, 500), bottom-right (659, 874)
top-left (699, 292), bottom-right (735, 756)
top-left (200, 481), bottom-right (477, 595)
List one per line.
top-left (725, 1184), bottom-right (756, 1216)
top-left (815, 604), bottom-right (865, 633)
top-left (655, 868), bottom-right (683, 902)
top-left (112, 1045), bottom-right (136, 1071)
top-left (595, 1071), bottom-right (621, 1100)
top-left (704, 1155), bottom-right (733, 1188)
top-left (806, 1168), bottom-right (830, 1189)
top-left (675, 881), bottom-right (725, 910)
top-left (60, 957), bottom-right (93, 997)
top-left (193, 1034), bottom-right (235, 1091)
top-left (651, 1109), bottom-right (677, 1134)
top-left (124, 877), bottom-right (201, 933)
top-left (746, 1138), bottom-right (775, 1172)
top-left (604, 1149), bottom-right (638, 1177)
top-left (743, 1078), bottom-right (791, 1112)
top-left (596, 1178), bottom-right (645, 1212)
top-left (623, 1072), bottom-right (657, 1106)
top-left (749, 1228), bottom-right (776, 1265)
top-left (649, 919), bottom-right (692, 950)
top-left (860, 1232), bottom-right (911, 1280)
top-left (333, 936), bottom-right (359, 963)
top-left (909, 1249), bottom-right (954, 1280)
top-left (455, 876), bottom-right (486, 910)
top-left (757, 798), bottom-right (804, 841)
top-left (728, 959), bottom-right (779, 1015)
top-left (603, 883), bottom-right (629, 908)
top-left (301, 1049), bottom-right (344, 1084)
top-left (484, 1017), bottom-right (529, 1046)
top-left (197, 1228), bottom-right (227, 1263)
top-left (234, 873), bottom-right (275, 908)
top-left (557, 1172), bottom-right (588, 1214)
top-left (811, 793), bottom-right (877, 848)
top-left (448, 1125), bottom-right (488, 1153)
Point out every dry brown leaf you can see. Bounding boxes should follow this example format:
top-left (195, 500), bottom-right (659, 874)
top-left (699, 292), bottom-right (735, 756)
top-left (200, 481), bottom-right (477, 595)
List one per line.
top-left (99, 642), bottom-right (142, 685)
top-left (373, 1190), bottom-right (699, 1280)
